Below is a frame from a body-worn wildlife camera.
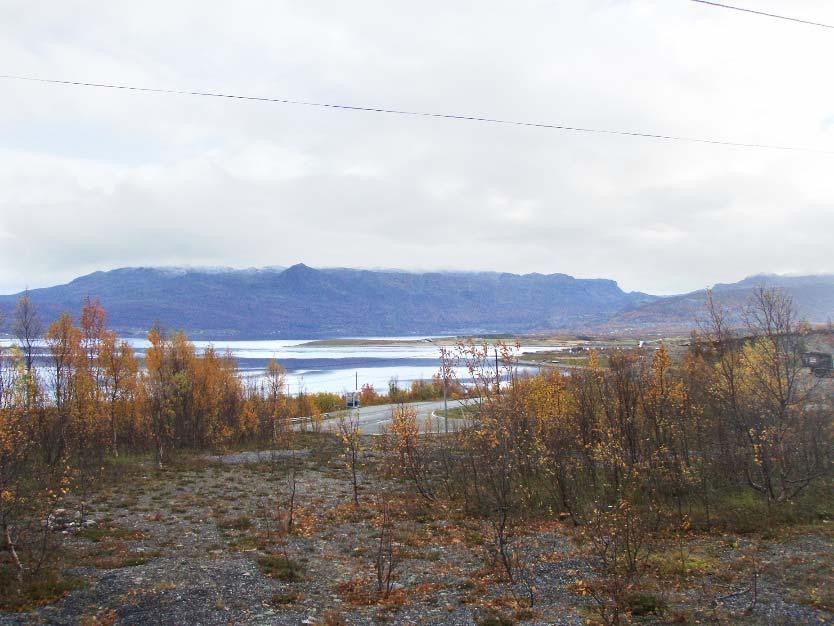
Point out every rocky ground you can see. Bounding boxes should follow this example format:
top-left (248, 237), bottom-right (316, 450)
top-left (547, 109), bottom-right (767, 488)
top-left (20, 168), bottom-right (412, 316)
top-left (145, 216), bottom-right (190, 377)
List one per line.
top-left (1, 435), bottom-right (832, 626)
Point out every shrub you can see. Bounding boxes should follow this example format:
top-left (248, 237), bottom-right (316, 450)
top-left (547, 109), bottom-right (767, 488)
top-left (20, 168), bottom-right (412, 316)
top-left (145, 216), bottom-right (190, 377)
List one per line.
top-left (625, 592), bottom-right (666, 616)
top-left (477, 615), bottom-right (515, 626)
top-left (217, 515), bottom-right (253, 531)
top-left (257, 555), bottom-right (303, 581)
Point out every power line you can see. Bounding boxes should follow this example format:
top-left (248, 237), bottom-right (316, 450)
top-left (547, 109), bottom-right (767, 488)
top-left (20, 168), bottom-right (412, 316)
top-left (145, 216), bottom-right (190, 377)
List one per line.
top-left (689, 0), bottom-right (834, 30)
top-left (1, 73), bottom-right (831, 154)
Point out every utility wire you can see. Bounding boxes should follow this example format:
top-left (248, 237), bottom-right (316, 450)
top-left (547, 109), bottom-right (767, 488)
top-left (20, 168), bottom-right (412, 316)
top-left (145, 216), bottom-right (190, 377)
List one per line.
top-left (689, 0), bottom-right (834, 30)
top-left (1, 74), bottom-right (831, 154)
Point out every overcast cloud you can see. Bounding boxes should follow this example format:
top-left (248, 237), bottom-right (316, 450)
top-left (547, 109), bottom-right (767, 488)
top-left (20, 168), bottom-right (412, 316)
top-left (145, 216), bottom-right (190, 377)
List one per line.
top-left (1, 0), bottom-right (833, 295)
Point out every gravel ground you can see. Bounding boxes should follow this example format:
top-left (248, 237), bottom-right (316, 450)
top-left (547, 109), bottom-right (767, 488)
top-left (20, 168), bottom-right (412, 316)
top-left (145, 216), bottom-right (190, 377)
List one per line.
top-left (203, 449), bottom-right (311, 465)
top-left (2, 447), bottom-right (832, 626)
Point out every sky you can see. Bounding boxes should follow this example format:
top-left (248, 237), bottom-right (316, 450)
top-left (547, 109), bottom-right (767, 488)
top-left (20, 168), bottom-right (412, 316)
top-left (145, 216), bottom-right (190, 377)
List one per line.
top-left (1, 0), bottom-right (833, 296)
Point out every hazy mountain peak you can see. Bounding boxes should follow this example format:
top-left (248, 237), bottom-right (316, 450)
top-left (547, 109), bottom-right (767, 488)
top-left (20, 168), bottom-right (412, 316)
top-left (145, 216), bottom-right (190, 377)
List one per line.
top-left (3, 269), bottom-right (831, 338)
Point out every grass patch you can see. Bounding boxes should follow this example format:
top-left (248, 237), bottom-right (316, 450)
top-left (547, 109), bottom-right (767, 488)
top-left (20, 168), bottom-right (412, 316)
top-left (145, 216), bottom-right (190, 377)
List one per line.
top-left (689, 481), bottom-right (834, 534)
top-left (270, 590), bottom-right (302, 606)
top-left (293, 431), bottom-right (342, 465)
top-left (319, 610), bottom-right (347, 626)
top-left (772, 551), bottom-right (834, 612)
top-left (227, 532), bottom-right (267, 551)
top-left (625, 591), bottom-right (666, 617)
top-left (648, 548), bottom-right (719, 579)
top-left (436, 406), bottom-right (474, 421)
top-left (477, 615), bottom-right (515, 626)
top-left (93, 553), bottom-right (153, 569)
top-left (257, 555), bottom-right (303, 581)
top-left (77, 526), bottom-right (146, 542)
top-left (217, 515), bottom-right (253, 531)
top-left (0, 566), bottom-right (85, 612)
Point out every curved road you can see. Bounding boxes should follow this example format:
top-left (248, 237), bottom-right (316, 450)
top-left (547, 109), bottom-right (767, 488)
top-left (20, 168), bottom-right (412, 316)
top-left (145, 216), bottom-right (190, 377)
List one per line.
top-left (311, 399), bottom-right (468, 435)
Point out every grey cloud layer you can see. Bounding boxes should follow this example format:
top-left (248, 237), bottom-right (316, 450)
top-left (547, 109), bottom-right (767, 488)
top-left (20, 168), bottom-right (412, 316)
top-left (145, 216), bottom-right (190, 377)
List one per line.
top-left (1, 0), bottom-right (833, 294)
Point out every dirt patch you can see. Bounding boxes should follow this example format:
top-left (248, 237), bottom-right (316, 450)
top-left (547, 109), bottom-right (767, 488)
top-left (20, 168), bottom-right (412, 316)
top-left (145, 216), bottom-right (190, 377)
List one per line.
top-left (203, 449), bottom-right (311, 464)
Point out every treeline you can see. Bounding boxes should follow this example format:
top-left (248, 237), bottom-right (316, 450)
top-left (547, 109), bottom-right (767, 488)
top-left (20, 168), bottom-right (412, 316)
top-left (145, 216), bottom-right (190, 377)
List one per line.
top-left (358, 375), bottom-right (464, 407)
top-left (3, 298), bottom-right (320, 462)
top-left (0, 292), bottom-right (464, 582)
top-left (384, 288), bottom-right (833, 620)
top-left (0, 294), bottom-right (456, 461)
top-left (0, 295), bottom-right (368, 583)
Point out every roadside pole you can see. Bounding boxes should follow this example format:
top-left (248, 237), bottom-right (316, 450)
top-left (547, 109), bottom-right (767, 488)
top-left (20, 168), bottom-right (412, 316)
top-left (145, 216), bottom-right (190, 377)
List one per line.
top-left (443, 373), bottom-right (448, 434)
top-left (426, 337), bottom-right (449, 434)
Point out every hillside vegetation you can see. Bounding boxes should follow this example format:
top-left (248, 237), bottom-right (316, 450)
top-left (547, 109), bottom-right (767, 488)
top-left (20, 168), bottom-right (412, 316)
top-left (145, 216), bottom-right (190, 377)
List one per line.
top-left (0, 288), bottom-right (832, 625)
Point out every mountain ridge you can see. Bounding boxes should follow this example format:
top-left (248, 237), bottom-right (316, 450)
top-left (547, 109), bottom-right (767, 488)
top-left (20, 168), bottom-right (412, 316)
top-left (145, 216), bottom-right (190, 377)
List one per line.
top-left (608, 273), bottom-right (834, 331)
top-left (0, 265), bottom-right (831, 338)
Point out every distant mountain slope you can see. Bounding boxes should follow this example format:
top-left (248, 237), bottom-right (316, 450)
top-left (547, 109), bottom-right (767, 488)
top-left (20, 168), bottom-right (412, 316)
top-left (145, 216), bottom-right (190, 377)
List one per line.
top-left (0, 265), bottom-right (658, 338)
top-left (610, 274), bottom-right (834, 330)
top-left (1, 268), bottom-right (831, 338)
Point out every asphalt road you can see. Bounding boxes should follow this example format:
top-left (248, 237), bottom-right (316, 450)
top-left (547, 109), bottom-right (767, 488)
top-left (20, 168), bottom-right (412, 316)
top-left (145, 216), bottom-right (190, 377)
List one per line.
top-left (313, 399), bottom-right (468, 435)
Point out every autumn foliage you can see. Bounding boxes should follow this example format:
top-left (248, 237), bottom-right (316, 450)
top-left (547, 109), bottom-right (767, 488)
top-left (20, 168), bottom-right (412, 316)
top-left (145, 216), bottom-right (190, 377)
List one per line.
top-left (382, 288), bottom-right (833, 620)
top-left (0, 287), bottom-right (831, 619)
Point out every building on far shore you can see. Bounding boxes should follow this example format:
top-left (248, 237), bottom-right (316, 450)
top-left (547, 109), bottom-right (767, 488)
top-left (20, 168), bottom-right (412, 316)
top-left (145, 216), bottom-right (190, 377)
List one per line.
top-left (345, 390), bottom-right (360, 408)
top-left (802, 352), bottom-right (833, 377)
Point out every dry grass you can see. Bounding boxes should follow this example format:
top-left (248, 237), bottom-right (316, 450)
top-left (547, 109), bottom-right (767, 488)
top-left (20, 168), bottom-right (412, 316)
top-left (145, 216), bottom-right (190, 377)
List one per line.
top-left (77, 525), bottom-right (147, 543)
top-left (334, 576), bottom-right (407, 608)
top-left (256, 554), bottom-right (303, 581)
top-left (0, 564), bottom-right (85, 612)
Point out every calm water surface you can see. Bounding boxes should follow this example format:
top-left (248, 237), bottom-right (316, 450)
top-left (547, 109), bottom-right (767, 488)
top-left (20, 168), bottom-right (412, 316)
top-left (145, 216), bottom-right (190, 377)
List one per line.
top-left (2, 336), bottom-right (566, 395)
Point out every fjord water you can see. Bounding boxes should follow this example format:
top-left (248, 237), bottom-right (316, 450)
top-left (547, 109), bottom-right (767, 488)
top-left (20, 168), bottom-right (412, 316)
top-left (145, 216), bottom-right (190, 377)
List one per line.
top-left (119, 337), bottom-right (559, 394)
top-left (0, 336), bottom-right (562, 395)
